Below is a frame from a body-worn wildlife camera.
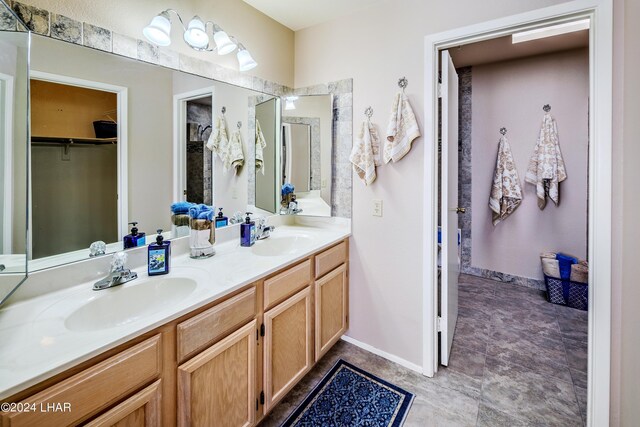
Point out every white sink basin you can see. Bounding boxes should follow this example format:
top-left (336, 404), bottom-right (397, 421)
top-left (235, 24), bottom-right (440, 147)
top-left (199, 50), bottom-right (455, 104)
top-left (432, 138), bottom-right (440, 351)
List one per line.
top-left (251, 234), bottom-right (314, 257)
top-left (64, 277), bottom-right (197, 332)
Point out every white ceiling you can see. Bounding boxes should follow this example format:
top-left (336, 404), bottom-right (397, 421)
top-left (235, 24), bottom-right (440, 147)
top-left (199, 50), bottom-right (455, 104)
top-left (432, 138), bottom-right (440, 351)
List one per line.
top-left (242, 0), bottom-right (384, 31)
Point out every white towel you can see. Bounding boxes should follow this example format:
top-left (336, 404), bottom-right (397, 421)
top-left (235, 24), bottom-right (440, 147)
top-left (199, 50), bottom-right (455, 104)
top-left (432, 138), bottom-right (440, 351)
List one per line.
top-left (384, 92), bottom-right (420, 163)
top-left (525, 112), bottom-right (567, 209)
top-left (206, 115), bottom-right (229, 156)
top-left (227, 130), bottom-right (244, 175)
top-left (255, 119), bottom-right (267, 175)
top-left (489, 135), bottom-right (523, 225)
top-left (350, 119), bottom-right (380, 185)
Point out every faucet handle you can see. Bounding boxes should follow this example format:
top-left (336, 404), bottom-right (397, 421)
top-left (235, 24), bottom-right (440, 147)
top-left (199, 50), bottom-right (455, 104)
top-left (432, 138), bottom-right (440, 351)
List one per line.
top-left (110, 252), bottom-right (127, 272)
top-left (257, 217), bottom-right (267, 228)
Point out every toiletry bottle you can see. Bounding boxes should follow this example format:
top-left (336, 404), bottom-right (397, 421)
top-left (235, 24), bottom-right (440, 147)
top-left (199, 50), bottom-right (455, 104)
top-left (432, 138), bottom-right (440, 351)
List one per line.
top-left (148, 229), bottom-right (170, 276)
top-left (240, 212), bottom-right (256, 247)
top-left (215, 208), bottom-right (229, 228)
top-left (123, 222), bottom-right (146, 249)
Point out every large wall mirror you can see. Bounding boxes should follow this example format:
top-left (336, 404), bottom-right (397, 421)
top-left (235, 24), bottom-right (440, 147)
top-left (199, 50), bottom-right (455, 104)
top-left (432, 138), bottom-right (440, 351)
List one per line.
top-left (281, 94), bottom-right (333, 217)
top-left (0, 3), bottom-right (29, 303)
top-left (18, 34), bottom-right (279, 272)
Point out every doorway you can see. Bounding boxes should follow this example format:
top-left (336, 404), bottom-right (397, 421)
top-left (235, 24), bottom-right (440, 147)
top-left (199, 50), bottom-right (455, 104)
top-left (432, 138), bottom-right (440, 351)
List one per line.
top-left (423, 3), bottom-right (613, 426)
top-left (28, 72), bottom-right (128, 258)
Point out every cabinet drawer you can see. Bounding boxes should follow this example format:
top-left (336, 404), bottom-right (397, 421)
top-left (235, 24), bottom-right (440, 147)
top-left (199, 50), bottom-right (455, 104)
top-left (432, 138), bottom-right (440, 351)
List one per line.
top-left (264, 260), bottom-right (311, 310)
top-left (177, 287), bottom-right (256, 363)
top-left (1, 335), bottom-right (161, 427)
top-left (315, 241), bottom-right (347, 279)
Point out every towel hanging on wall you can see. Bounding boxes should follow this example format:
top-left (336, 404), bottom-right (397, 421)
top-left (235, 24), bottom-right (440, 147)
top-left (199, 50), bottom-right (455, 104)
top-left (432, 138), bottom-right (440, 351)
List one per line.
top-left (384, 92), bottom-right (420, 163)
top-left (489, 132), bottom-right (523, 225)
top-left (525, 109), bottom-right (567, 209)
top-left (206, 114), bottom-right (229, 155)
top-left (255, 119), bottom-right (267, 175)
top-left (226, 129), bottom-right (244, 175)
top-left (350, 111), bottom-right (381, 185)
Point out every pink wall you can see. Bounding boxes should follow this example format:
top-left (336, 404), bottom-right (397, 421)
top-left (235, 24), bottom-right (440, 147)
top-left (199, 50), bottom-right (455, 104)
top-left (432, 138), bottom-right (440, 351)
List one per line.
top-left (470, 48), bottom-right (589, 280)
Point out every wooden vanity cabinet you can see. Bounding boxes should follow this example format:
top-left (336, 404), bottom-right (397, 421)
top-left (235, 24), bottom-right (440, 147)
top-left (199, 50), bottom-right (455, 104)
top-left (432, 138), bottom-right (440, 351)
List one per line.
top-left (1, 238), bottom-right (349, 427)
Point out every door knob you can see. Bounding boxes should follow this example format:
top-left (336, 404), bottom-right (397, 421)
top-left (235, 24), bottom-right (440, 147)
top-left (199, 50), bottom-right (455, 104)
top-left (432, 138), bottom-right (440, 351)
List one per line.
top-left (455, 207), bottom-right (467, 214)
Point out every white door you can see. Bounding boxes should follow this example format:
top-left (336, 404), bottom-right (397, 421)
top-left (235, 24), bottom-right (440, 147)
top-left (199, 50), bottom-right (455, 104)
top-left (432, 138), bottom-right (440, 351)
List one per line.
top-left (440, 50), bottom-right (460, 366)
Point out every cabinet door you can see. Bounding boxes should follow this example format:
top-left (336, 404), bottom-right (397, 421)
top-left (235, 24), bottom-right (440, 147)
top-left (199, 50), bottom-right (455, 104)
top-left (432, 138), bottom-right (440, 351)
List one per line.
top-left (315, 264), bottom-right (348, 361)
top-left (263, 287), bottom-right (312, 411)
top-left (177, 320), bottom-right (257, 427)
top-left (84, 380), bottom-right (161, 427)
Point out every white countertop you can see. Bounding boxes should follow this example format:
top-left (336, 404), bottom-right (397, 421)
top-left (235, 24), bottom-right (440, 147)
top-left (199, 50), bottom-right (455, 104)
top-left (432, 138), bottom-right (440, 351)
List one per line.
top-left (0, 218), bottom-right (350, 400)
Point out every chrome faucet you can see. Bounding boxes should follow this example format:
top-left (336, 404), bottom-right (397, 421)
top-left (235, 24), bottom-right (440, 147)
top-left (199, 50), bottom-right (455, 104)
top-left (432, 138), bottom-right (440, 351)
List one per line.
top-left (281, 200), bottom-right (303, 215)
top-left (93, 252), bottom-right (138, 290)
top-left (256, 218), bottom-right (275, 240)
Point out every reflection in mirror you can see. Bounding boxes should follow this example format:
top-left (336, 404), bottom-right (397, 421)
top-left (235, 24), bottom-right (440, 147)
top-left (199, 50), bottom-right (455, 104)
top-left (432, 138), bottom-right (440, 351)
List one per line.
top-left (254, 97), bottom-right (281, 214)
top-left (0, 4), bottom-right (29, 303)
top-left (281, 94), bottom-right (333, 217)
top-left (22, 34), bottom-right (279, 272)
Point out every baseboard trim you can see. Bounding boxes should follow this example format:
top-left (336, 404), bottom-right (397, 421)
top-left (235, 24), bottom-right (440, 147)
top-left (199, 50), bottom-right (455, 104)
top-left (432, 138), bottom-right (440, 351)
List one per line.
top-left (340, 335), bottom-right (423, 374)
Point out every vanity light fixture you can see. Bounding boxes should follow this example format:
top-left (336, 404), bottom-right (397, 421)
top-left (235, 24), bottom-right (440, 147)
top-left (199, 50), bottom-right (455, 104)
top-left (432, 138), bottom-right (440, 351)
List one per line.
top-left (143, 9), bottom-right (257, 71)
top-left (511, 19), bottom-right (590, 44)
top-left (284, 96), bottom-right (298, 110)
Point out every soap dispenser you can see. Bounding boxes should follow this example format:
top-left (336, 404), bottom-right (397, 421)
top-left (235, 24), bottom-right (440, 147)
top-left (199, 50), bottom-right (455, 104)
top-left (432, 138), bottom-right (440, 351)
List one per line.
top-left (240, 212), bottom-right (256, 247)
top-left (148, 229), bottom-right (170, 276)
top-left (123, 221), bottom-right (146, 249)
top-left (215, 208), bottom-right (228, 228)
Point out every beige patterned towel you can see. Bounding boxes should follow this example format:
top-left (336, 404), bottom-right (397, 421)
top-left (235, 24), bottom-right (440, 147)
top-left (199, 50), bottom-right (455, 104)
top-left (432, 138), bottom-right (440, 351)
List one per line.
top-left (226, 129), bottom-right (244, 175)
top-left (525, 112), bottom-right (567, 209)
top-left (489, 135), bottom-right (523, 225)
top-left (206, 115), bottom-right (229, 155)
top-left (384, 92), bottom-right (420, 163)
top-left (350, 119), bottom-right (380, 185)
top-left (255, 119), bottom-right (267, 175)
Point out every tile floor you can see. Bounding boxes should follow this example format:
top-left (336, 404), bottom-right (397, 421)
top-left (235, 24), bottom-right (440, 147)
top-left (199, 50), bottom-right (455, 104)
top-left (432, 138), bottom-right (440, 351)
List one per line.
top-left (259, 274), bottom-right (588, 427)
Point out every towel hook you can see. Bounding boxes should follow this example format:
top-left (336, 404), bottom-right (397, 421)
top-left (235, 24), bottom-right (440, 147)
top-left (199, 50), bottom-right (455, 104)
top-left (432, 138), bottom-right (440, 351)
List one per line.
top-left (221, 106), bottom-right (226, 114)
top-left (543, 104), bottom-right (551, 112)
top-left (237, 121), bottom-right (242, 129)
top-left (364, 106), bottom-right (373, 119)
top-left (499, 127), bottom-right (507, 135)
top-left (398, 77), bottom-right (408, 92)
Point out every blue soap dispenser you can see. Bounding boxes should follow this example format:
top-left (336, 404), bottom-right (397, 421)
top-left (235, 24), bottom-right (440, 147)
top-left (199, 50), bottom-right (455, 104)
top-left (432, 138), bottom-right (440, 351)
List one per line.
top-left (148, 229), bottom-right (170, 276)
top-left (240, 212), bottom-right (256, 247)
top-left (215, 208), bottom-right (228, 228)
top-left (123, 221), bottom-right (146, 249)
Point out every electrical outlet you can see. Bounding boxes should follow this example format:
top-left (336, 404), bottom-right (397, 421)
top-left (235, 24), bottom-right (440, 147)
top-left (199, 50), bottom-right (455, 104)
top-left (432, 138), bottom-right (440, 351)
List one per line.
top-left (232, 186), bottom-right (238, 199)
top-left (321, 179), bottom-right (327, 188)
top-left (372, 199), bottom-right (383, 217)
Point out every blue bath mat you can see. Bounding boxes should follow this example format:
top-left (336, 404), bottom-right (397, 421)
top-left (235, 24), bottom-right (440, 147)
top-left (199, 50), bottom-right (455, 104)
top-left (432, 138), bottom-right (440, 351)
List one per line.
top-left (281, 359), bottom-right (414, 427)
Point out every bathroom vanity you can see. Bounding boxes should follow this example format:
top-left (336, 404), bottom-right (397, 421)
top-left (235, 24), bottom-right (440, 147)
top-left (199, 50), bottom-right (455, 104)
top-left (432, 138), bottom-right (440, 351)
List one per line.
top-left (0, 220), bottom-right (350, 426)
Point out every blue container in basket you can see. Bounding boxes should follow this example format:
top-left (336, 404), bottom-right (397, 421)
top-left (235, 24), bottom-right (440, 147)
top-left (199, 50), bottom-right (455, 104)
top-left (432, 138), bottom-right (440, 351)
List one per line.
top-left (544, 275), bottom-right (588, 311)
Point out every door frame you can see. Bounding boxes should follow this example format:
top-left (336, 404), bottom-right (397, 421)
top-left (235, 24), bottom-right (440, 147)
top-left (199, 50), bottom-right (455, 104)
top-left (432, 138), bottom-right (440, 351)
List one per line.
top-left (0, 72), bottom-right (15, 253)
top-left (172, 87), bottom-right (215, 203)
top-left (422, 1), bottom-right (612, 426)
top-left (28, 70), bottom-right (129, 240)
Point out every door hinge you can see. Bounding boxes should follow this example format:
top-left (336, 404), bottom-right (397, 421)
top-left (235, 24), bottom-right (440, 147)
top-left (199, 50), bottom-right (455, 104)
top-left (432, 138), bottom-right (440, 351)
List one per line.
top-left (256, 398), bottom-right (259, 411)
top-left (436, 316), bottom-right (443, 332)
top-left (437, 83), bottom-right (443, 98)
top-left (260, 391), bottom-right (265, 405)
top-left (260, 323), bottom-right (265, 337)
top-left (256, 328), bottom-right (259, 340)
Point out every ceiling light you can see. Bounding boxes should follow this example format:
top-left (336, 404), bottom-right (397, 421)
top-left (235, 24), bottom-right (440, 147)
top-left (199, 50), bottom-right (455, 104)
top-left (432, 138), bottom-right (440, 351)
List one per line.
top-left (143, 11), bottom-right (172, 46)
top-left (512, 19), bottom-right (590, 44)
top-left (237, 45), bottom-right (258, 71)
top-left (284, 96), bottom-right (298, 110)
top-left (143, 9), bottom-right (256, 71)
top-left (184, 16), bottom-right (209, 49)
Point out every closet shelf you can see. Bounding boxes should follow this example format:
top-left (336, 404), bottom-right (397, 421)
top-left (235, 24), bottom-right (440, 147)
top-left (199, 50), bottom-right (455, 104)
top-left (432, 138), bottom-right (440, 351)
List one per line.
top-left (31, 136), bottom-right (117, 145)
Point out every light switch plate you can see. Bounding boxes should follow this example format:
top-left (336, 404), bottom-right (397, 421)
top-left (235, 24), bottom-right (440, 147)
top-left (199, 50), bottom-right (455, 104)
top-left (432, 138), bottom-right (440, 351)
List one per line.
top-left (232, 186), bottom-right (238, 199)
top-left (372, 199), bottom-right (383, 217)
